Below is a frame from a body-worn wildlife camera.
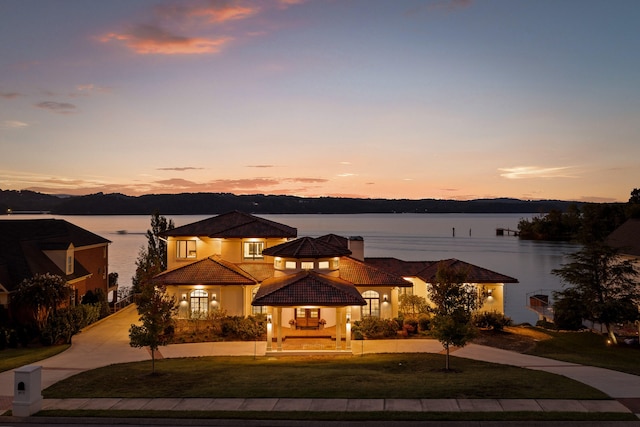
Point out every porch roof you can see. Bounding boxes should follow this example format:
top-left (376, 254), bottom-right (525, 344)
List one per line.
top-left (152, 256), bottom-right (257, 286)
top-left (252, 270), bottom-right (366, 307)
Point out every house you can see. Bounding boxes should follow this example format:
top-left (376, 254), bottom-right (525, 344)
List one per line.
top-left (605, 218), bottom-right (640, 265)
top-left (154, 211), bottom-right (518, 350)
top-left (0, 219), bottom-right (113, 313)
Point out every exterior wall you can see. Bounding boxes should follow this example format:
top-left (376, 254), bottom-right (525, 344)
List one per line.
top-left (73, 244), bottom-right (109, 301)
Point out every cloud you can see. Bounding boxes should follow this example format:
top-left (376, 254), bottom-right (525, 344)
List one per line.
top-left (71, 84), bottom-right (112, 97)
top-left (0, 120), bottom-right (28, 129)
top-left (101, 24), bottom-right (231, 55)
top-left (155, 2), bottom-right (259, 23)
top-left (287, 177), bottom-right (327, 183)
top-left (1, 92), bottom-right (23, 99)
top-left (34, 101), bottom-right (77, 114)
top-left (499, 166), bottom-right (577, 180)
top-left (246, 164), bottom-right (275, 168)
top-left (157, 166), bottom-right (205, 171)
top-left (337, 173), bottom-right (357, 177)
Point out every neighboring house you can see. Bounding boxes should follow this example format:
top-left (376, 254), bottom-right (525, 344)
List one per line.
top-left (154, 211), bottom-right (518, 350)
top-left (605, 218), bottom-right (640, 266)
top-left (0, 219), bottom-right (113, 313)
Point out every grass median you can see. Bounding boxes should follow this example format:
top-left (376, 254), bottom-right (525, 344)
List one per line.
top-left (44, 353), bottom-right (607, 400)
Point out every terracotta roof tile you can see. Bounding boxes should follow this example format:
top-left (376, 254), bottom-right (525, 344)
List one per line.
top-left (339, 257), bottom-right (412, 287)
top-left (252, 270), bottom-right (366, 306)
top-left (415, 259), bottom-right (519, 284)
top-left (262, 236), bottom-right (352, 258)
top-left (365, 257), bottom-right (435, 277)
top-left (152, 256), bottom-right (257, 286)
top-left (161, 211), bottom-right (297, 238)
top-left (316, 234), bottom-right (349, 249)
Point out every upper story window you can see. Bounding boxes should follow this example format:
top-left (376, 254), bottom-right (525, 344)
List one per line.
top-left (244, 241), bottom-right (265, 260)
top-left (318, 261), bottom-right (330, 269)
top-left (301, 261), bottom-right (314, 270)
top-left (285, 261), bottom-right (297, 269)
top-left (177, 240), bottom-right (197, 259)
top-left (66, 255), bottom-right (73, 274)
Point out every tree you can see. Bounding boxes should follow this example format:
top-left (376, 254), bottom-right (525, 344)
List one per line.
top-left (398, 294), bottom-right (429, 318)
top-left (552, 243), bottom-right (640, 344)
top-left (629, 188), bottom-right (640, 204)
top-left (131, 211), bottom-right (174, 294)
top-left (11, 273), bottom-right (71, 331)
top-left (129, 284), bottom-right (176, 374)
top-left (427, 262), bottom-right (479, 370)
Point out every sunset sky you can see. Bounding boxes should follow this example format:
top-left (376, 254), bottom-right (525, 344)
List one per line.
top-left (1, 0), bottom-right (639, 202)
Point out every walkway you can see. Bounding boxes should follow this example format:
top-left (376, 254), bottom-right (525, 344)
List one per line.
top-left (1, 305), bottom-right (639, 419)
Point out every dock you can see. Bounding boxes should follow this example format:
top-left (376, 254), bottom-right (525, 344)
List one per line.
top-left (496, 227), bottom-right (519, 236)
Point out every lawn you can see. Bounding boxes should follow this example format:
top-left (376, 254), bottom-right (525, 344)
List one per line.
top-left (44, 353), bottom-right (607, 400)
top-left (525, 329), bottom-right (640, 376)
top-left (0, 345), bottom-right (69, 373)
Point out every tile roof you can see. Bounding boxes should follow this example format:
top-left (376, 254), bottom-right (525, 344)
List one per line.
top-left (161, 211), bottom-right (297, 238)
top-left (262, 236), bottom-right (352, 258)
top-left (235, 263), bottom-right (275, 282)
top-left (605, 218), bottom-right (640, 257)
top-left (315, 234), bottom-right (349, 249)
top-left (339, 257), bottom-right (413, 287)
top-left (0, 219), bottom-right (110, 291)
top-left (413, 259), bottom-right (519, 284)
top-left (152, 256), bottom-right (257, 286)
top-left (252, 270), bottom-right (366, 306)
top-left (365, 257), bottom-right (435, 277)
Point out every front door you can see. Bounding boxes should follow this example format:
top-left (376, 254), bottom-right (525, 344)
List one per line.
top-left (295, 308), bottom-right (320, 329)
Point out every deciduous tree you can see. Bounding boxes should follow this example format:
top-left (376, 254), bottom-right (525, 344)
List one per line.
top-left (427, 263), bottom-right (479, 370)
top-left (11, 273), bottom-right (71, 331)
top-left (131, 211), bottom-right (174, 294)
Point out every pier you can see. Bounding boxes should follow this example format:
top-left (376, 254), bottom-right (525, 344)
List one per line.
top-left (496, 227), bottom-right (519, 236)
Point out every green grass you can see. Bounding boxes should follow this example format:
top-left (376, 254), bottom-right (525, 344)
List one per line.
top-left (0, 345), bottom-right (69, 373)
top-left (44, 354), bottom-right (607, 400)
top-left (527, 330), bottom-right (640, 376)
top-left (32, 410), bottom-right (638, 422)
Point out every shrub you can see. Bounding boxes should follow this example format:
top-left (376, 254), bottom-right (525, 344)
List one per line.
top-left (403, 317), bottom-right (418, 335)
top-left (417, 313), bottom-right (431, 332)
top-left (220, 315), bottom-right (266, 341)
top-left (473, 311), bottom-right (512, 331)
top-left (352, 316), bottom-right (398, 339)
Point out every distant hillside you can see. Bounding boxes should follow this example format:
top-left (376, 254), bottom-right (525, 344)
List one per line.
top-left (0, 189), bottom-right (584, 215)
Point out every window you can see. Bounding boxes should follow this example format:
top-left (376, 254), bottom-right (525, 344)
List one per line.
top-left (318, 261), bottom-right (330, 269)
top-left (285, 261), bottom-right (297, 269)
top-left (301, 261), bottom-right (314, 270)
top-left (177, 240), bottom-right (197, 259)
top-left (251, 287), bottom-right (266, 314)
top-left (361, 290), bottom-right (380, 318)
top-left (244, 241), bottom-right (265, 260)
top-left (398, 286), bottom-right (413, 296)
top-left (66, 255), bottom-right (73, 274)
top-left (190, 289), bottom-right (208, 318)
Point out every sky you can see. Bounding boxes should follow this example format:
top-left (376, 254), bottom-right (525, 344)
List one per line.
top-left (1, 0), bottom-right (639, 203)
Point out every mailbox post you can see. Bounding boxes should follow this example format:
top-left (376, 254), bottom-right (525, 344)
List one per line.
top-left (13, 365), bottom-right (43, 417)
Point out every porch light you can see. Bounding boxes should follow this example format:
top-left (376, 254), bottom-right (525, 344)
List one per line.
top-left (383, 294), bottom-right (389, 303)
top-left (346, 312), bottom-right (351, 324)
top-left (182, 294), bottom-right (187, 301)
top-left (267, 314), bottom-right (272, 324)
top-left (487, 289), bottom-right (493, 298)
top-left (212, 293), bottom-right (217, 301)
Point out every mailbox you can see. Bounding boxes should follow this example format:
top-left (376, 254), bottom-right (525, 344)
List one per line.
top-left (12, 365), bottom-right (43, 417)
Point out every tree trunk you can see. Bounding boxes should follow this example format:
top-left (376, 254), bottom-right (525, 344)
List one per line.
top-left (151, 348), bottom-right (156, 373)
top-left (445, 344), bottom-right (450, 370)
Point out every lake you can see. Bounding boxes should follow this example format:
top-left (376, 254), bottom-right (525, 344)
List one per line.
top-left (2, 213), bottom-right (581, 324)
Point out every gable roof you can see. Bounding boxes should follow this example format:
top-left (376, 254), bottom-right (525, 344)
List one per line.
top-left (252, 270), bottom-right (366, 307)
top-left (605, 218), bottom-right (640, 257)
top-left (262, 236), bottom-right (352, 259)
top-left (0, 219), bottom-right (110, 291)
top-left (161, 211), bottom-right (297, 238)
top-left (340, 257), bottom-right (412, 287)
top-left (152, 256), bottom-right (258, 286)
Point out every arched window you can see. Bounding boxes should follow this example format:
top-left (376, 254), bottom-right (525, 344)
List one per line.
top-left (190, 289), bottom-right (208, 318)
top-left (251, 286), bottom-right (266, 315)
top-left (361, 290), bottom-right (380, 318)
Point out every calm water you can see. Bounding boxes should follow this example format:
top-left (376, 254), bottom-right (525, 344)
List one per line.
top-left (2, 213), bottom-right (580, 324)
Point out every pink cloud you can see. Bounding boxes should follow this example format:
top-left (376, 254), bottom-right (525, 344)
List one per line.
top-left (35, 101), bottom-right (78, 114)
top-left (101, 24), bottom-right (231, 55)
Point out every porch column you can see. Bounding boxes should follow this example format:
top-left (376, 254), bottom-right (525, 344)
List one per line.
top-left (346, 307), bottom-right (352, 351)
top-left (266, 310), bottom-right (273, 351)
top-left (277, 307), bottom-right (283, 351)
top-left (335, 307), bottom-right (342, 350)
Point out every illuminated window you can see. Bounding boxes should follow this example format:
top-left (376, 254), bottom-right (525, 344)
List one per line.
top-left (67, 256), bottom-right (73, 274)
top-left (244, 242), bottom-right (265, 260)
top-left (318, 261), bottom-right (329, 269)
top-left (285, 261), bottom-right (297, 269)
top-left (177, 240), bottom-right (197, 259)
top-left (301, 261), bottom-right (314, 270)
top-left (190, 289), bottom-right (208, 318)
top-left (361, 290), bottom-right (380, 318)
top-left (251, 287), bottom-right (266, 314)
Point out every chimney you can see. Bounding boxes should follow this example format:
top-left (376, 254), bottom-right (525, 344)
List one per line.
top-left (348, 236), bottom-right (364, 261)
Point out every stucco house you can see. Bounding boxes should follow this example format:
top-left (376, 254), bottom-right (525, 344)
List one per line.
top-left (154, 211), bottom-right (518, 349)
top-left (0, 219), bottom-right (113, 314)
